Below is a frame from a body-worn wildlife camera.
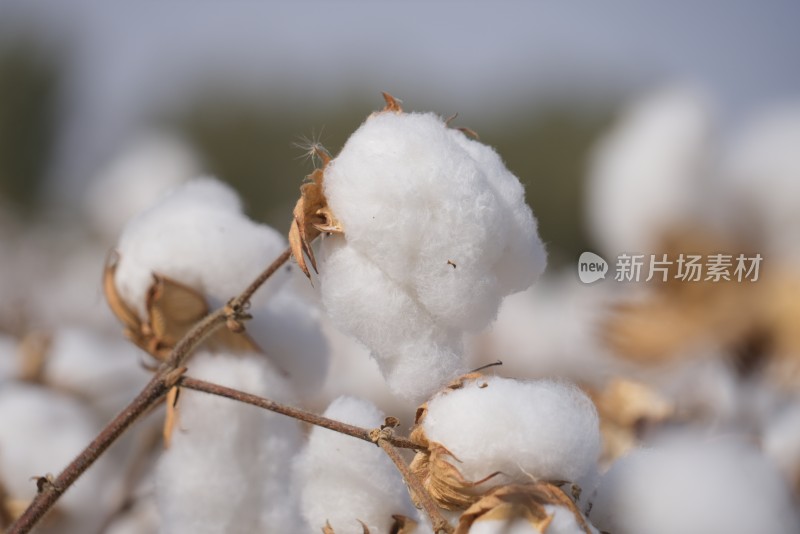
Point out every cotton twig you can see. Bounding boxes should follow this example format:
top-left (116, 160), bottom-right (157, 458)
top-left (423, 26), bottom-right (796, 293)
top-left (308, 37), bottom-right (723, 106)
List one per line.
top-left (179, 376), bottom-right (422, 451)
top-left (8, 248), bottom-right (293, 534)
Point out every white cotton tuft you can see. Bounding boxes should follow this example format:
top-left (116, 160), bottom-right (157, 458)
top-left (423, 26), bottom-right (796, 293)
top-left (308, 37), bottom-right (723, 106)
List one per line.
top-left (156, 351), bottom-right (302, 533)
top-left (114, 177), bottom-right (289, 318)
top-left (319, 110), bottom-right (546, 401)
top-left (763, 401), bottom-right (800, 485)
top-left (85, 133), bottom-right (201, 239)
top-left (586, 87), bottom-right (711, 256)
top-left (293, 395), bottom-right (415, 534)
top-left (423, 376), bottom-right (600, 484)
top-left (590, 437), bottom-right (800, 534)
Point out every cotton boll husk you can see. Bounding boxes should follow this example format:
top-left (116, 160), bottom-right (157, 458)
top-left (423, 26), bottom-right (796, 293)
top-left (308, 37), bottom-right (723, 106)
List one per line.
top-left (85, 133), bottom-right (201, 239)
top-left (246, 286), bottom-right (329, 396)
top-left (319, 237), bottom-right (466, 402)
top-left (322, 111), bottom-right (546, 332)
top-left (41, 327), bottom-right (152, 416)
top-left (0, 383), bottom-right (115, 533)
top-left (114, 177), bottom-right (289, 318)
top-left (590, 436), bottom-right (800, 534)
top-left (715, 104), bottom-right (800, 262)
top-left (293, 395), bottom-right (415, 534)
top-left (423, 377), bottom-right (600, 484)
top-left (586, 87), bottom-right (712, 257)
top-left (156, 351), bottom-right (302, 533)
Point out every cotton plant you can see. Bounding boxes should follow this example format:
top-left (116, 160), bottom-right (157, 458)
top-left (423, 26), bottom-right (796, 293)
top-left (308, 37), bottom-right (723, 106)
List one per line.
top-left (290, 94), bottom-right (547, 402)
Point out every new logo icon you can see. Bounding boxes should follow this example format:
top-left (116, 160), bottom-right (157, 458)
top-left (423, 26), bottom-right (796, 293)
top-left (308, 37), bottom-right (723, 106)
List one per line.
top-left (578, 252), bottom-right (608, 284)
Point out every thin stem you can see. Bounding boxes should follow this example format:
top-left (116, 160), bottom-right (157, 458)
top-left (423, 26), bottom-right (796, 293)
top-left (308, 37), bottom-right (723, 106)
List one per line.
top-left (7, 372), bottom-right (175, 534)
top-left (374, 435), bottom-right (453, 534)
top-left (9, 248), bottom-right (293, 534)
top-left (179, 377), bottom-right (423, 451)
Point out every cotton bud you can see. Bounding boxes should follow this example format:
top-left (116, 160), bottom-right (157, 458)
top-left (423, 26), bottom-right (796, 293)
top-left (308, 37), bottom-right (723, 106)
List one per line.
top-left (591, 436), bottom-right (800, 534)
top-left (309, 97), bottom-right (546, 401)
top-left (293, 396), bottom-right (416, 533)
top-left (410, 375), bottom-right (600, 510)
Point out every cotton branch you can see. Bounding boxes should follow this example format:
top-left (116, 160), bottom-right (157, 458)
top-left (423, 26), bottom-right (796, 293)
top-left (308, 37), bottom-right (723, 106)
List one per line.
top-left (179, 376), bottom-right (422, 451)
top-left (7, 248), bottom-right (292, 534)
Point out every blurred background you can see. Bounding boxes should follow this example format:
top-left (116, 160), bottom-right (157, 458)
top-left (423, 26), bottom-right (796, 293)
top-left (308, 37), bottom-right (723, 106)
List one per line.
top-left (1, 2), bottom-right (800, 532)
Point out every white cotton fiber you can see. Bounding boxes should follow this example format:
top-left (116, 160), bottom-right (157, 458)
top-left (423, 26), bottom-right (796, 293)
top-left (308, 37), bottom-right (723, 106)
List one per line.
top-left (247, 286), bottom-right (330, 395)
top-left (467, 505), bottom-right (598, 534)
top-left (423, 377), bottom-right (600, 484)
top-left (114, 177), bottom-right (289, 318)
top-left (156, 351), bottom-right (302, 533)
top-left (763, 401), bottom-right (800, 485)
top-left (318, 110), bottom-right (546, 401)
top-left (293, 395), bottom-right (415, 534)
top-left (590, 437), bottom-right (800, 534)
top-left (586, 87), bottom-right (711, 256)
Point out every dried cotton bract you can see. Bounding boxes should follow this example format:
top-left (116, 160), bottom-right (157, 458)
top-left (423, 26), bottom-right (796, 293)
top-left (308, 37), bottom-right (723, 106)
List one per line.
top-left (316, 98), bottom-right (547, 401)
top-left (412, 376), bottom-right (600, 509)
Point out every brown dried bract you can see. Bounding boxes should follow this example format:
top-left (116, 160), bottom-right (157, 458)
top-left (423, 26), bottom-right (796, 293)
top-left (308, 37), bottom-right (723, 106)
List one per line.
top-left (389, 515), bottom-right (418, 534)
top-left (288, 148), bottom-right (343, 279)
top-left (103, 252), bottom-right (260, 361)
top-left (454, 483), bottom-right (593, 534)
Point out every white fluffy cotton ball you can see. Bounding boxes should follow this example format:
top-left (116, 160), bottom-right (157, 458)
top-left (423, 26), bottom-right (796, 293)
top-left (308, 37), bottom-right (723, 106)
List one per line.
top-left (422, 376), bottom-right (600, 485)
top-left (318, 108), bottom-right (546, 402)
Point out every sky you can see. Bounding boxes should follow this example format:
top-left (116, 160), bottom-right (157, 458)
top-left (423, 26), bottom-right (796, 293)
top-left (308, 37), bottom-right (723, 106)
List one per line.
top-left (1, 1), bottom-right (799, 199)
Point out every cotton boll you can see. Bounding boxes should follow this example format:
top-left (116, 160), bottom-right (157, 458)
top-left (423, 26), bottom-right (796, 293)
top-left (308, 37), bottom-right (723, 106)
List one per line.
top-left (319, 238), bottom-right (465, 402)
top-left (246, 286), bottom-right (329, 396)
top-left (114, 177), bottom-right (289, 319)
top-left (586, 87), bottom-right (712, 257)
top-left (323, 111), bottom-right (545, 331)
top-left (156, 351), bottom-right (302, 533)
top-left (85, 133), bottom-right (201, 239)
top-left (318, 108), bottom-right (545, 401)
top-left (293, 396), bottom-right (415, 534)
top-left (591, 437), bottom-right (800, 534)
top-left (423, 377), bottom-right (600, 484)
top-left (0, 384), bottom-right (115, 533)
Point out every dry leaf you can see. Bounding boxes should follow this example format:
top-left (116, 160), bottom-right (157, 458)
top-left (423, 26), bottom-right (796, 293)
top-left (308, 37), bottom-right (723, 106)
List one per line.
top-left (322, 520), bottom-right (336, 534)
top-left (455, 483), bottom-right (592, 534)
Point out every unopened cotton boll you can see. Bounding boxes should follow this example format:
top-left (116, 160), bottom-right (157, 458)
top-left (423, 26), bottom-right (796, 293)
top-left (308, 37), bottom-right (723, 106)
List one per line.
top-left (422, 376), bottom-right (600, 484)
top-left (319, 109), bottom-right (546, 401)
top-left (586, 87), bottom-right (711, 257)
top-left (293, 396), bottom-right (415, 534)
top-left (590, 437), bottom-right (800, 534)
top-left (114, 177), bottom-right (289, 318)
top-left (156, 351), bottom-right (302, 533)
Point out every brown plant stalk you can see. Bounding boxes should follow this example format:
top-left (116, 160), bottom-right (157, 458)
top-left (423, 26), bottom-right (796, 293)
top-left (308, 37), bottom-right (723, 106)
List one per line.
top-left (179, 376), bottom-right (423, 451)
top-left (370, 428), bottom-right (454, 534)
top-left (8, 248), bottom-right (292, 534)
